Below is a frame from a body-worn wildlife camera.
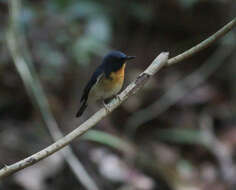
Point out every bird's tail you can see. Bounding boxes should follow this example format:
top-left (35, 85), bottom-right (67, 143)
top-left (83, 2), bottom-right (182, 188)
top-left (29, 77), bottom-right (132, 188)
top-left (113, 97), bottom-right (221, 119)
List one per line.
top-left (76, 101), bottom-right (87, 117)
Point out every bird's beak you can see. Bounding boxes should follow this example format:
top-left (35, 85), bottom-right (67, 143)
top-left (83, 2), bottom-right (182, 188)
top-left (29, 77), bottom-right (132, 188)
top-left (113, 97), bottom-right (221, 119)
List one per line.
top-left (125, 56), bottom-right (136, 60)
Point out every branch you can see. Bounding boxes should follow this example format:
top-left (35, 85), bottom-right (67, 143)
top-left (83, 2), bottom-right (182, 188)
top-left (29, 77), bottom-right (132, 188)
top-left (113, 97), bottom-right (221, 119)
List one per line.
top-left (0, 17), bottom-right (235, 178)
top-left (125, 31), bottom-right (236, 134)
top-left (0, 52), bottom-right (169, 178)
top-left (167, 17), bottom-right (235, 66)
top-left (4, 1), bottom-right (100, 189)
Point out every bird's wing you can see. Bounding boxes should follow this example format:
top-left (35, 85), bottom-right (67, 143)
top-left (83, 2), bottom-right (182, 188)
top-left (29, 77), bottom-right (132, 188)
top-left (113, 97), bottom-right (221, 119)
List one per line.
top-left (80, 67), bottom-right (104, 104)
top-left (76, 68), bottom-right (104, 117)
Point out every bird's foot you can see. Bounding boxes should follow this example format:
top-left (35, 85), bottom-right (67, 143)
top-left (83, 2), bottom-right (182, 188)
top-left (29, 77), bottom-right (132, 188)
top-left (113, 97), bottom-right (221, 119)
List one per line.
top-left (116, 94), bottom-right (122, 103)
top-left (103, 101), bottom-right (112, 113)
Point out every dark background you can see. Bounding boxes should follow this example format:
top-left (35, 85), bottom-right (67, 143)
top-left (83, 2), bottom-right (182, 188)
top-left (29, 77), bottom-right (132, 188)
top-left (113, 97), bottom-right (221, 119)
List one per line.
top-left (0, 0), bottom-right (236, 190)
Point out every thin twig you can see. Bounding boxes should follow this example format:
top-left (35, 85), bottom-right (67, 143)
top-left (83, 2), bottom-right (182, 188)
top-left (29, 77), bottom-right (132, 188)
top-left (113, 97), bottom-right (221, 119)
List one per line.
top-left (0, 16), bottom-right (235, 178)
top-left (0, 52), bottom-right (169, 178)
top-left (167, 18), bottom-right (235, 66)
top-left (5, 1), bottom-right (100, 190)
top-left (125, 32), bottom-right (236, 134)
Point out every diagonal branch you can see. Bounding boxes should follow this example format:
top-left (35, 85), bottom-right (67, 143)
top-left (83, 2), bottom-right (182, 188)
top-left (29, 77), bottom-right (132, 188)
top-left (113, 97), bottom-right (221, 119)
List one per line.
top-left (167, 17), bottom-right (235, 66)
top-left (0, 52), bottom-right (169, 178)
top-left (0, 17), bottom-right (235, 178)
top-left (4, 1), bottom-right (100, 189)
top-left (125, 32), bottom-right (236, 134)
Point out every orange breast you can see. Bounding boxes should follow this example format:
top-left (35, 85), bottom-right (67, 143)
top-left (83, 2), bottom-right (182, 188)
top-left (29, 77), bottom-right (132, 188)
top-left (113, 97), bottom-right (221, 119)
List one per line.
top-left (110, 63), bottom-right (126, 85)
top-left (89, 64), bottom-right (126, 101)
top-left (101, 64), bottom-right (126, 98)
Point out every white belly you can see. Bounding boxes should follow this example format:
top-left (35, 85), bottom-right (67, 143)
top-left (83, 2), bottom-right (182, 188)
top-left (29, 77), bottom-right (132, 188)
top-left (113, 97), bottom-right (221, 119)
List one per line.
top-left (88, 64), bottom-right (125, 103)
top-left (88, 80), bottom-right (123, 102)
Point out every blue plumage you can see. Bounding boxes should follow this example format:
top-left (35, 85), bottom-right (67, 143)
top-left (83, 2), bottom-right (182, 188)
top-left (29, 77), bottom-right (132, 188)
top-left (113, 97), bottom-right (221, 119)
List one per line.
top-left (76, 50), bottom-right (135, 117)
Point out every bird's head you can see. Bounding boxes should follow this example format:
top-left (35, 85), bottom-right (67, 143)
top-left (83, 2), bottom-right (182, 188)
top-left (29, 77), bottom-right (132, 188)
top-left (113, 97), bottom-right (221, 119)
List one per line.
top-left (102, 50), bottom-right (135, 73)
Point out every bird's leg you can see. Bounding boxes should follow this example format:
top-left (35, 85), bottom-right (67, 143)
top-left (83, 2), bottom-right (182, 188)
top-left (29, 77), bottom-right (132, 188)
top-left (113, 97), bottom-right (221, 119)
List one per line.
top-left (115, 94), bottom-right (122, 103)
top-left (103, 100), bottom-right (112, 113)
top-left (102, 94), bottom-right (121, 113)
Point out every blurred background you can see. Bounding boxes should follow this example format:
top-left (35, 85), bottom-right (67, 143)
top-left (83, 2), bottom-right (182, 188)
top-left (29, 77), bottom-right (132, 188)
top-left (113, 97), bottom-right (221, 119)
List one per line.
top-left (0, 0), bottom-right (236, 190)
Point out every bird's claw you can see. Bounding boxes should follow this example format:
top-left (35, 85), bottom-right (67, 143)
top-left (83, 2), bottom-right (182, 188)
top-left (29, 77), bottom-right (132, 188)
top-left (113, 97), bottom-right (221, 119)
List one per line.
top-left (116, 94), bottom-right (122, 103)
top-left (103, 101), bottom-right (112, 113)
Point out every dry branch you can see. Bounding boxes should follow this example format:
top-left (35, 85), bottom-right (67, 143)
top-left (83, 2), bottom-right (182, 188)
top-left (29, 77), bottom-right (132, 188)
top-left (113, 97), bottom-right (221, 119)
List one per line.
top-left (0, 17), bottom-right (235, 178)
top-left (5, 1), bottom-right (100, 189)
top-left (0, 52), bottom-right (169, 178)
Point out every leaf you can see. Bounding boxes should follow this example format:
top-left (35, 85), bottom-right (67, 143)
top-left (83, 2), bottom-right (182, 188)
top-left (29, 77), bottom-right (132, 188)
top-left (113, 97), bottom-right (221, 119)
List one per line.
top-left (156, 128), bottom-right (207, 146)
top-left (82, 130), bottom-right (133, 153)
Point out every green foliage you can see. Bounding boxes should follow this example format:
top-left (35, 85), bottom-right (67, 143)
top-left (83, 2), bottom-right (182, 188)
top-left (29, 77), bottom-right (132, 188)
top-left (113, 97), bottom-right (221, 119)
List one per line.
top-left (82, 130), bottom-right (132, 152)
top-left (156, 128), bottom-right (207, 146)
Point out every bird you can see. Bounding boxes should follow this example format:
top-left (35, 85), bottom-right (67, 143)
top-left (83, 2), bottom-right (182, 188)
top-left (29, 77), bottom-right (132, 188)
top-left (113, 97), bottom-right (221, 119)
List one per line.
top-left (76, 50), bottom-right (135, 117)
